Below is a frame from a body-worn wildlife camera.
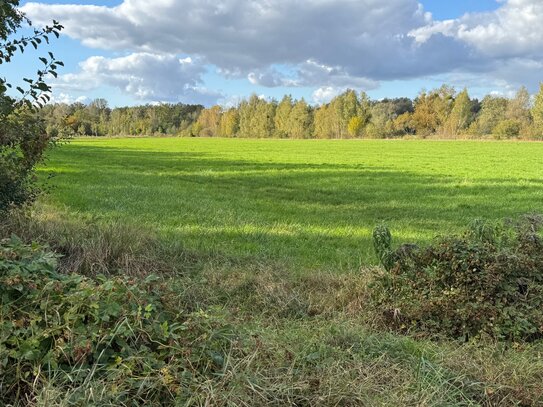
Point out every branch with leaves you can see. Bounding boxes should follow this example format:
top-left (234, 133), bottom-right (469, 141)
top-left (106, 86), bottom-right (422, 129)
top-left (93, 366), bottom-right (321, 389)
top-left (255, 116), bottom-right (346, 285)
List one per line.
top-left (0, 1), bottom-right (64, 211)
top-left (0, 19), bottom-right (64, 109)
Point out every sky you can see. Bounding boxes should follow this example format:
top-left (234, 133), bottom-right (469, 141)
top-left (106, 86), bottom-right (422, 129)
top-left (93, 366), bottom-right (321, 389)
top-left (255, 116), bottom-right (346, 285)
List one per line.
top-left (5, 0), bottom-right (543, 107)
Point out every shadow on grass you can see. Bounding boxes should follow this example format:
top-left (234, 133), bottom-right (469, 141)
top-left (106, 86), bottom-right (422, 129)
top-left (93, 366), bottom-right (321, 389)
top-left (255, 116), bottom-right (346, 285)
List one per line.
top-left (39, 144), bottom-right (543, 272)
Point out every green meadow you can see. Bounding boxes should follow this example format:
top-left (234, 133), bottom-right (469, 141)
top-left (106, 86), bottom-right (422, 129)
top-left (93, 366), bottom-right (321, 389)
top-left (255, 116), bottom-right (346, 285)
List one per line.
top-left (41, 137), bottom-right (543, 272)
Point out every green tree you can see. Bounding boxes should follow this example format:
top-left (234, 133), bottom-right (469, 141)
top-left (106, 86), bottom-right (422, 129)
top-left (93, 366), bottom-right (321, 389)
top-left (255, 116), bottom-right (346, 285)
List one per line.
top-left (443, 88), bottom-right (472, 137)
top-left (0, 1), bottom-right (63, 211)
top-left (358, 91), bottom-right (372, 129)
top-left (531, 84), bottom-right (543, 136)
top-left (238, 95), bottom-right (275, 138)
top-left (253, 98), bottom-right (276, 138)
top-left (341, 89), bottom-right (360, 132)
top-left (468, 96), bottom-right (508, 136)
top-left (219, 108), bottom-right (239, 137)
top-left (314, 104), bottom-right (333, 139)
top-left (493, 119), bottom-right (521, 139)
top-left (274, 95), bottom-right (292, 138)
top-left (287, 99), bottom-right (312, 139)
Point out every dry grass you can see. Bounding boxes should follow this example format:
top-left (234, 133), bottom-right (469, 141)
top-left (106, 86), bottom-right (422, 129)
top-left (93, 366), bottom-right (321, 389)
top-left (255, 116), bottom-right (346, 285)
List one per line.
top-left (3, 208), bottom-right (543, 406)
top-left (1, 204), bottom-right (197, 276)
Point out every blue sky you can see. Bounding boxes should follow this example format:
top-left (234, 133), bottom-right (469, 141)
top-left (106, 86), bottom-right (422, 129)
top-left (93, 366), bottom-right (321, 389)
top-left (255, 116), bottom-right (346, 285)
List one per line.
top-left (7, 0), bottom-right (543, 107)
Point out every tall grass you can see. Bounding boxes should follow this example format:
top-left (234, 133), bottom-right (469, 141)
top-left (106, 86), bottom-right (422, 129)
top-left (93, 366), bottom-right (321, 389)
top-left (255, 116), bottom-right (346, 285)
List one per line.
top-left (2, 210), bottom-right (543, 405)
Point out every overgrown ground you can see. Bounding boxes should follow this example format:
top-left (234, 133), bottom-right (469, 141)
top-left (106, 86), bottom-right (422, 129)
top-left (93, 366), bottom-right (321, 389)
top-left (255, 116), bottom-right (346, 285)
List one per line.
top-left (3, 137), bottom-right (543, 406)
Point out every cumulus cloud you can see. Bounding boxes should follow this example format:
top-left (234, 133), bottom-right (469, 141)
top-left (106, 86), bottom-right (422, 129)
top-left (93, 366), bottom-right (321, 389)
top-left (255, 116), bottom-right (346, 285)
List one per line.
top-left (20, 0), bottom-right (543, 98)
top-left (22, 0), bottom-right (461, 81)
top-left (312, 86), bottom-right (348, 104)
top-left (51, 53), bottom-right (221, 105)
top-left (411, 0), bottom-right (543, 59)
top-left (49, 93), bottom-right (89, 105)
top-left (409, 0), bottom-right (543, 90)
top-left (248, 60), bottom-right (379, 90)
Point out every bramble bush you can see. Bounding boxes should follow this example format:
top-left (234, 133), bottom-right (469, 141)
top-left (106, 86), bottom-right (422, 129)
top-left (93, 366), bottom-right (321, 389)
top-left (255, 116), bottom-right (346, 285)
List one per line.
top-left (371, 215), bottom-right (543, 342)
top-left (0, 236), bottom-right (235, 405)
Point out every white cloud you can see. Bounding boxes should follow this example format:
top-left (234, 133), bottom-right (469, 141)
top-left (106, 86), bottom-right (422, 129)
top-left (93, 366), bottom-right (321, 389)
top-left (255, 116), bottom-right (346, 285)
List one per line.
top-left (22, 0), bottom-right (458, 81)
top-left (412, 0), bottom-right (543, 59)
top-left (20, 0), bottom-right (543, 98)
top-left (49, 92), bottom-right (89, 105)
top-left (408, 0), bottom-right (543, 90)
top-left (51, 52), bottom-right (221, 105)
top-left (248, 60), bottom-right (379, 90)
top-left (312, 86), bottom-right (347, 104)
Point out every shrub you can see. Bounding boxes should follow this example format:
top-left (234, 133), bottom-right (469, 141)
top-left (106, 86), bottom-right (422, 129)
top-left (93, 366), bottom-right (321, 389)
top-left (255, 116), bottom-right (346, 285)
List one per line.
top-left (0, 2), bottom-right (63, 212)
top-left (0, 236), bottom-right (234, 405)
top-left (492, 119), bottom-right (521, 139)
top-left (370, 216), bottom-right (543, 342)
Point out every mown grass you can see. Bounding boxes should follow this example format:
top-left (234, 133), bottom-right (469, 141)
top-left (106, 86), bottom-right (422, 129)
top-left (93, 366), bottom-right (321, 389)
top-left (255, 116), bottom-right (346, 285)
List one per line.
top-left (41, 137), bottom-right (543, 273)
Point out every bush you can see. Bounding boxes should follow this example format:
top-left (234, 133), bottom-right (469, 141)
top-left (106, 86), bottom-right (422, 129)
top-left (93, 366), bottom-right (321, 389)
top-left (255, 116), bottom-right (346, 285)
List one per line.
top-left (0, 97), bottom-right (50, 211)
top-left (0, 236), bottom-right (235, 405)
top-left (371, 215), bottom-right (543, 342)
top-left (0, 2), bottom-right (63, 213)
top-left (492, 119), bottom-right (521, 139)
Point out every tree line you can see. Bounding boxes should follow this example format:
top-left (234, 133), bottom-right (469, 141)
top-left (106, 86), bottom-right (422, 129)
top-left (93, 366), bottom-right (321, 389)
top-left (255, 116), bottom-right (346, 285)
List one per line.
top-left (42, 85), bottom-right (543, 140)
top-left (41, 100), bottom-right (203, 138)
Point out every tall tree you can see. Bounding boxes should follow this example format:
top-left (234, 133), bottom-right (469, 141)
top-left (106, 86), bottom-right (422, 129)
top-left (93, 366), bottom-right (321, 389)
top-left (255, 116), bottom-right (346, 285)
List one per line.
top-left (506, 86), bottom-right (531, 125)
top-left (253, 98), bottom-right (276, 138)
top-left (196, 105), bottom-right (221, 137)
top-left (314, 104), bottom-right (333, 139)
top-left (411, 91), bottom-right (439, 136)
top-left (288, 99), bottom-right (312, 139)
top-left (532, 84), bottom-right (543, 137)
top-left (469, 96), bottom-right (508, 136)
top-left (274, 95), bottom-right (293, 138)
top-left (219, 108), bottom-right (239, 137)
top-left (443, 88), bottom-right (472, 137)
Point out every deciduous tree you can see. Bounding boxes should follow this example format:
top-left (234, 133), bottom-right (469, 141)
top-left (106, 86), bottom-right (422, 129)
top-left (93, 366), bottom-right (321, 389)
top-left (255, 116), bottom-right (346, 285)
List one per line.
top-left (0, 1), bottom-right (63, 211)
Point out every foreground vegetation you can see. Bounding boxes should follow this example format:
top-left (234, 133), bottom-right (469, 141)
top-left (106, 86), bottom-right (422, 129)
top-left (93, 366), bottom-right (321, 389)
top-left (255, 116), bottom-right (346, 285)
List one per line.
top-left (2, 211), bottom-right (543, 406)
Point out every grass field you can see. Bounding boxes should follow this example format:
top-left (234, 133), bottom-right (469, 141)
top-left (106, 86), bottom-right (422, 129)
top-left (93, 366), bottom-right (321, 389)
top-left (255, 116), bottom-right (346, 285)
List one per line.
top-left (4, 136), bottom-right (543, 405)
top-left (41, 137), bottom-right (543, 273)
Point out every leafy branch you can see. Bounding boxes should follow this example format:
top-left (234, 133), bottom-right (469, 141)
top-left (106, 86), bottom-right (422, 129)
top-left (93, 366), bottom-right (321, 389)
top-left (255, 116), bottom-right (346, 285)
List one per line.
top-left (0, 20), bottom-right (64, 109)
